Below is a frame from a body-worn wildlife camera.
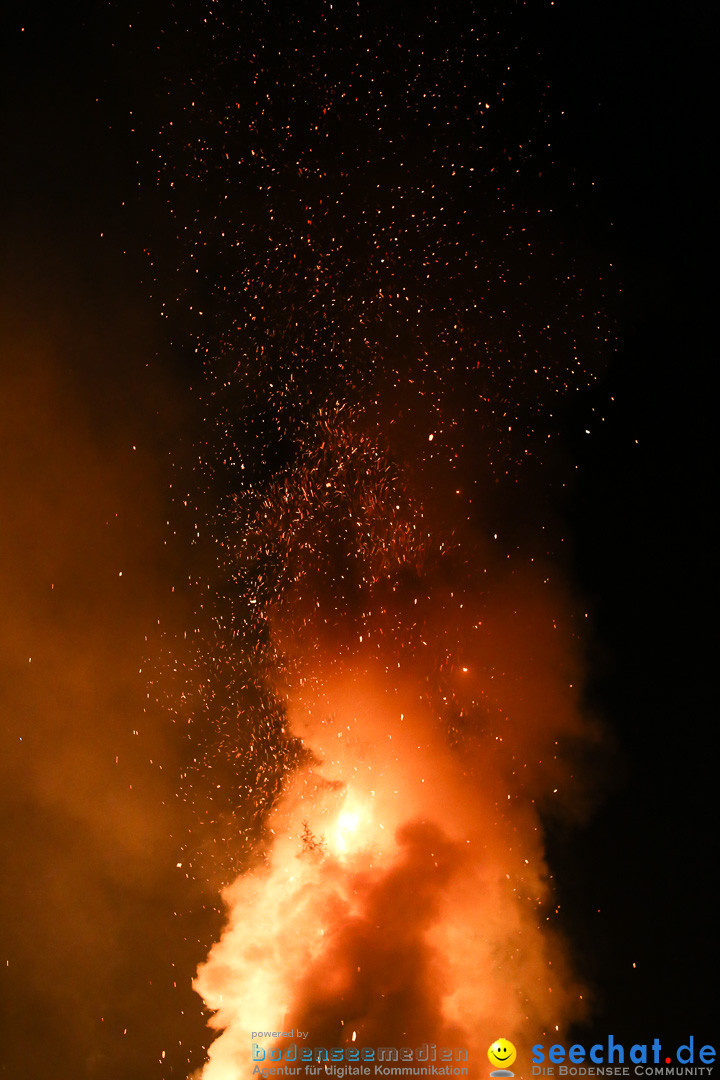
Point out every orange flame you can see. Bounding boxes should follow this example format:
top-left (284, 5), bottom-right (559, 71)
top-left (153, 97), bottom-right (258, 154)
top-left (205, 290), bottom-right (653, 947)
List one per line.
top-left (193, 566), bottom-right (594, 1079)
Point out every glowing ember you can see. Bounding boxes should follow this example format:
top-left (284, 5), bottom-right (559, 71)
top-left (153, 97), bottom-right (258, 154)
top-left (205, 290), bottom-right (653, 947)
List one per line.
top-left (145, 4), bottom-right (612, 1077)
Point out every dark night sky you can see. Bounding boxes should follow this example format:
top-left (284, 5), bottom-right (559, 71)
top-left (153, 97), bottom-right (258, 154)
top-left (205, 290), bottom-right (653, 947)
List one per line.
top-left (0, 2), bottom-right (716, 1077)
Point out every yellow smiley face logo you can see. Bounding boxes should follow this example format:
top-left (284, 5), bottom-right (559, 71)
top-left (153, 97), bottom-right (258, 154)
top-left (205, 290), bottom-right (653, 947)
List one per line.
top-left (488, 1038), bottom-right (517, 1069)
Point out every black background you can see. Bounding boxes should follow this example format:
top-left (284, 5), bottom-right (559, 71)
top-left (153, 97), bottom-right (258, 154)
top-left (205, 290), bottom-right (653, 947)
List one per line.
top-left (1, 1), bottom-right (716, 1076)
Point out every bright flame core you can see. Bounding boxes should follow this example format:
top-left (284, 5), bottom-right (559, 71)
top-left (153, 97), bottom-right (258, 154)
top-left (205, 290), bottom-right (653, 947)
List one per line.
top-left (333, 802), bottom-right (366, 856)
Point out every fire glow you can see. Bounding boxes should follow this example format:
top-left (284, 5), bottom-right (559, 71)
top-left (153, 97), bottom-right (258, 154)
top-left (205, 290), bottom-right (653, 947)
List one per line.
top-left (192, 486), bottom-right (594, 1078)
top-left (153, 8), bottom-right (612, 1078)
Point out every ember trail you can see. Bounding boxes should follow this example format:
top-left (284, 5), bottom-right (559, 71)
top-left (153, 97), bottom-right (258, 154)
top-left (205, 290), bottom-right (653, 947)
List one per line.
top-left (147, 3), bottom-right (612, 1079)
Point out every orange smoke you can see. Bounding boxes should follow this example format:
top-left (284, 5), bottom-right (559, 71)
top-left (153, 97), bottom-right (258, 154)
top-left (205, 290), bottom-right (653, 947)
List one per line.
top-left (193, 519), bottom-right (594, 1078)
